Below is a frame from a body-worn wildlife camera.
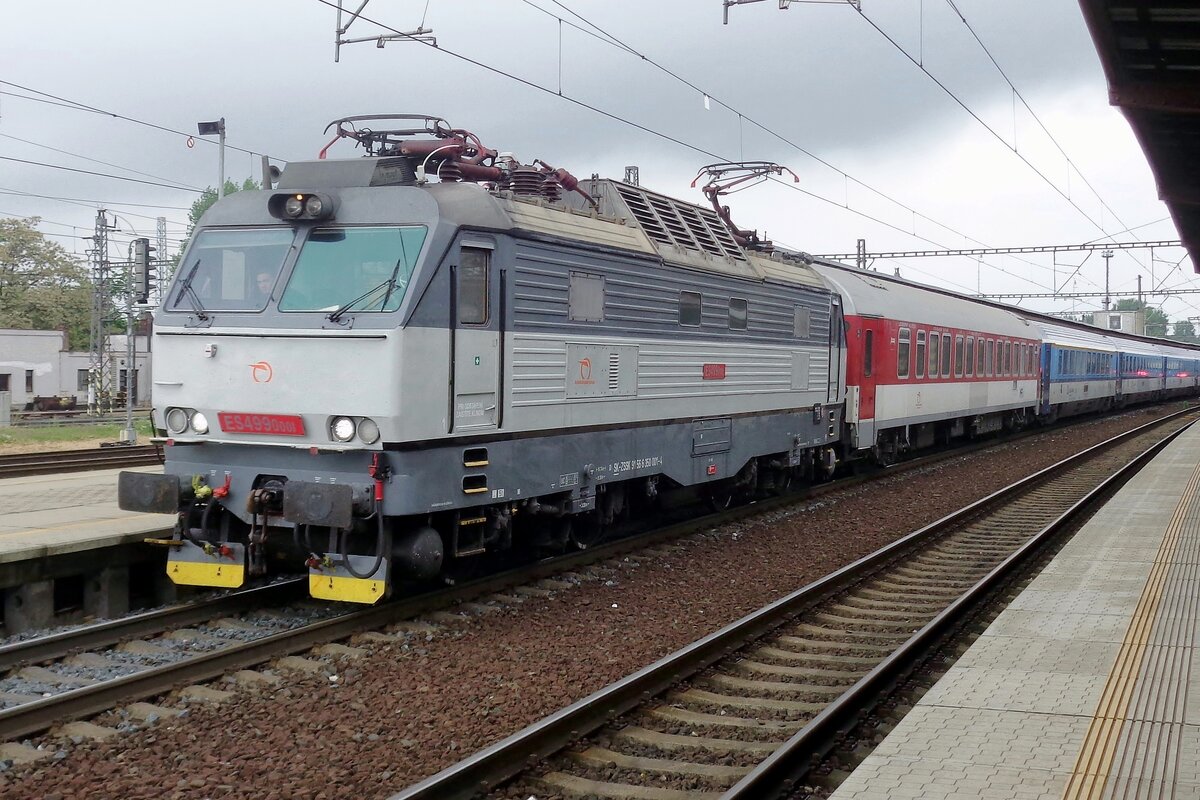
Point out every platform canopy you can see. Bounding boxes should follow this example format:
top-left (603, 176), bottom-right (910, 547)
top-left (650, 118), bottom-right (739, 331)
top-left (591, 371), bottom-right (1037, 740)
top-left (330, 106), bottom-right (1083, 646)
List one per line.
top-left (1078, 1), bottom-right (1200, 271)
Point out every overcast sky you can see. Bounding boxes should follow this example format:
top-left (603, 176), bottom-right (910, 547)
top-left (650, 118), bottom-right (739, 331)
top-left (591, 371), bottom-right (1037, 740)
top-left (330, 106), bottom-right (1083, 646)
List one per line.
top-left (2, 0), bottom-right (1195, 323)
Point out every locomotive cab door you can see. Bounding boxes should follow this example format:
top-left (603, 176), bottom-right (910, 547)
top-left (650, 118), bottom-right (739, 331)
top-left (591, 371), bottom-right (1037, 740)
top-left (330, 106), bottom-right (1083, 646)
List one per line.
top-left (450, 241), bottom-right (501, 432)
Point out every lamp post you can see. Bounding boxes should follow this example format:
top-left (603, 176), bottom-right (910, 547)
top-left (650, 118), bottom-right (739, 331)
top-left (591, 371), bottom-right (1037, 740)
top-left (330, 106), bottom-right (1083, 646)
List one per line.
top-left (197, 118), bottom-right (226, 198)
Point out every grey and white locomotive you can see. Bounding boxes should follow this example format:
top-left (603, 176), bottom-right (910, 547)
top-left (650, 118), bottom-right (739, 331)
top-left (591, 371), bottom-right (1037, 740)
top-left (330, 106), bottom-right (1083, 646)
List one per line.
top-left (118, 115), bottom-right (844, 602)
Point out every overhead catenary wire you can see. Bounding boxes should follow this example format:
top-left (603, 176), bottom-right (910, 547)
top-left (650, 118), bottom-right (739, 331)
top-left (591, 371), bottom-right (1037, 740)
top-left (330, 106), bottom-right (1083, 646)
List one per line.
top-left (310, 0), bottom-right (1073, 295)
top-left (519, 0), bottom-right (1104, 293)
top-left (940, 0), bottom-right (1135, 239)
top-left (0, 155), bottom-right (204, 193)
top-left (0, 81), bottom-right (285, 164)
top-left (0, 133), bottom-right (204, 192)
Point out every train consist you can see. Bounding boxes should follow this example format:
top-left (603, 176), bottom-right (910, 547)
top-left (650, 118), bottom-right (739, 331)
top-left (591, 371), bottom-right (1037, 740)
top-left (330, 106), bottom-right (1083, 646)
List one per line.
top-left (118, 115), bottom-right (1200, 603)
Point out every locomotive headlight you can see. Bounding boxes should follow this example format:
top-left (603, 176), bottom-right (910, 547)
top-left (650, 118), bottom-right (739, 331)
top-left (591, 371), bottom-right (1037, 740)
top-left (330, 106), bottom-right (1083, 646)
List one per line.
top-left (166, 407), bottom-right (189, 434)
top-left (190, 411), bottom-right (210, 434)
top-left (304, 195), bottom-right (325, 217)
top-left (283, 195), bottom-right (304, 218)
top-left (331, 416), bottom-right (356, 442)
top-left (357, 417), bottom-right (380, 444)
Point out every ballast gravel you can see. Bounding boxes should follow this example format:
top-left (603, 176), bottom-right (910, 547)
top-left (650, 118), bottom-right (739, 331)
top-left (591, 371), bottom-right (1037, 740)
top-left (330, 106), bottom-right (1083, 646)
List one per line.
top-left (0, 406), bottom-right (1182, 800)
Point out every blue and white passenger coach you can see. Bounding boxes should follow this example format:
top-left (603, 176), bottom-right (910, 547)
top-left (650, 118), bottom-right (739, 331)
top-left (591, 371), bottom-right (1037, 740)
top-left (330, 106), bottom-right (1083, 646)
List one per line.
top-left (118, 117), bottom-right (845, 603)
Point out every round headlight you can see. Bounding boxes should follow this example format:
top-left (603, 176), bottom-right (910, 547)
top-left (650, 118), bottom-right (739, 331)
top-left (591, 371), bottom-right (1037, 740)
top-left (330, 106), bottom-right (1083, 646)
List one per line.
top-left (166, 407), bottom-right (188, 433)
top-left (284, 196), bottom-right (304, 217)
top-left (190, 411), bottom-right (210, 435)
top-left (304, 195), bottom-right (324, 217)
top-left (357, 417), bottom-right (380, 444)
top-left (331, 416), bottom-right (356, 442)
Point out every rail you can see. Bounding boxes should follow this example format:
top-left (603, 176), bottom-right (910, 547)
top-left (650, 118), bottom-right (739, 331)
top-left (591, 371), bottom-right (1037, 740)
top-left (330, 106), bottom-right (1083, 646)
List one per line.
top-left (389, 407), bottom-right (1196, 800)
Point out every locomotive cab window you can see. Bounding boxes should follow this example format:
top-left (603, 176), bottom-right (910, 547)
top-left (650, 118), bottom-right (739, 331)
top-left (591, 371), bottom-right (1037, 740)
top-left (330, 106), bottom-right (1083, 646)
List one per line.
top-left (916, 331), bottom-right (926, 378)
top-left (897, 327), bottom-right (911, 379)
top-left (729, 297), bottom-right (748, 331)
top-left (279, 225), bottom-right (428, 314)
top-left (680, 291), bottom-right (702, 326)
top-left (171, 227), bottom-right (294, 312)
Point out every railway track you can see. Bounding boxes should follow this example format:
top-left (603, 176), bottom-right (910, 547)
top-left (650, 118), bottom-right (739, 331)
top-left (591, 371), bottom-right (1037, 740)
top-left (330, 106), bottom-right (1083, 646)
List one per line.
top-left (0, 414), bottom-right (1065, 745)
top-left (391, 408), bottom-right (1198, 800)
top-left (0, 445), bottom-right (162, 479)
top-left (0, 408), bottom-right (1187, 751)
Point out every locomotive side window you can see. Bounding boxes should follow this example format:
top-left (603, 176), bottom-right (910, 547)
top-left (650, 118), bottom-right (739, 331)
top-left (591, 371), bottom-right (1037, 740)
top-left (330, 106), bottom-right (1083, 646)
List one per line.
top-left (793, 306), bottom-right (811, 338)
top-left (897, 327), bottom-right (911, 379)
top-left (458, 247), bottom-right (490, 325)
top-left (729, 297), bottom-right (748, 331)
top-left (916, 331), bottom-right (926, 378)
top-left (680, 291), bottom-right (702, 326)
top-left (863, 329), bottom-right (874, 377)
top-left (569, 272), bottom-right (605, 322)
top-left (928, 333), bottom-right (939, 379)
top-left (954, 335), bottom-right (965, 378)
top-left (966, 337), bottom-right (975, 377)
top-left (941, 333), bottom-right (951, 378)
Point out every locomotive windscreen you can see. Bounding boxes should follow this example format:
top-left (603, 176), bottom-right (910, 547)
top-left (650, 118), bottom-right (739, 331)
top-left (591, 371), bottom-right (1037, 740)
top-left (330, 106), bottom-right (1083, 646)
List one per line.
top-left (170, 228), bottom-right (294, 312)
top-left (278, 225), bottom-right (427, 314)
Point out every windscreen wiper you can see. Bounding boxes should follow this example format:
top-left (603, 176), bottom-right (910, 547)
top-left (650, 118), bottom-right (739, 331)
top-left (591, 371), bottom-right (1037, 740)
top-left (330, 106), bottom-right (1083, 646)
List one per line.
top-left (328, 258), bottom-right (406, 323)
top-left (174, 258), bottom-right (209, 320)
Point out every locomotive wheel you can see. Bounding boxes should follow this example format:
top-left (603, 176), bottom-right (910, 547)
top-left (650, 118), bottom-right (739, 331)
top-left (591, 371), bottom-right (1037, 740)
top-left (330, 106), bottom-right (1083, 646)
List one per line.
top-left (705, 484), bottom-right (737, 512)
top-left (567, 515), bottom-right (605, 550)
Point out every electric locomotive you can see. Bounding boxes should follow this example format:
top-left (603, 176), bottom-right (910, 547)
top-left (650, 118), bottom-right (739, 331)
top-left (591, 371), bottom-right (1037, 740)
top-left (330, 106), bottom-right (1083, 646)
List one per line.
top-left (118, 115), bottom-right (846, 603)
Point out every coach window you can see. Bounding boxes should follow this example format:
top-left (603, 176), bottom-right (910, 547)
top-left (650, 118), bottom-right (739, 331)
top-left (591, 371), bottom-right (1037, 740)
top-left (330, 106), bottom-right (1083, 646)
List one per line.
top-left (864, 329), bottom-right (874, 377)
top-left (966, 337), bottom-right (975, 377)
top-left (729, 297), bottom-right (748, 331)
top-left (954, 335), bottom-right (965, 378)
top-left (986, 339), bottom-right (994, 376)
top-left (916, 331), bottom-right (927, 378)
top-left (680, 291), bottom-right (702, 326)
top-left (941, 333), bottom-right (952, 377)
top-left (458, 248), bottom-right (490, 324)
top-left (1005, 341), bottom-right (1013, 375)
top-left (569, 272), bottom-right (605, 322)
top-left (897, 327), bottom-right (911, 379)
top-left (928, 333), bottom-right (940, 378)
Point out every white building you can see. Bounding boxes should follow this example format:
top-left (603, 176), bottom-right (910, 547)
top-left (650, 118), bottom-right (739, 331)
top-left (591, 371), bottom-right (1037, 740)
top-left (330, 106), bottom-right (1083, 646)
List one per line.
top-left (0, 328), bottom-right (150, 410)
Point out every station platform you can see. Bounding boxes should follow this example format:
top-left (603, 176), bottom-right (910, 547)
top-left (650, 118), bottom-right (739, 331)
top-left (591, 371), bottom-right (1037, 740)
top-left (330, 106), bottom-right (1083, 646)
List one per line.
top-left (0, 466), bottom-right (175, 567)
top-left (0, 466), bottom-right (176, 630)
top-left (829, 422), bottom-right (1200, 799)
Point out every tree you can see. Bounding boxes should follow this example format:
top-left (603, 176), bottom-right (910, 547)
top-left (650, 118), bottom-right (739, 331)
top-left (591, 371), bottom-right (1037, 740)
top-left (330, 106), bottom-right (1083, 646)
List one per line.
top-left (176, 178), bottom-right (260, 259)
top-left (1170, 319), bottom-right (1200, 344)
top-left (1113, 298), bottom-right (1169, 337)
top-left (0, 217), bottom-right (92, 348)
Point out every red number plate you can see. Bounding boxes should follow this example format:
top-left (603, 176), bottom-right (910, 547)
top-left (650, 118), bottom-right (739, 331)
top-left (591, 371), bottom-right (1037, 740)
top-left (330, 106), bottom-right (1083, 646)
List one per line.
top-left (702, 363), bottom-right (727, 380)
top-left (218, 412), bottom-right (306, 436)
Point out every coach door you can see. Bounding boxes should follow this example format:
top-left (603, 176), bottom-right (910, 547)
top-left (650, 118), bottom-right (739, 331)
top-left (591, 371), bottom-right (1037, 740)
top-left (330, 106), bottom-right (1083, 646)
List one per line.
top-left (450, 241), bottom-right (501, 432)
top-left (827, 297), bottom-right (843, 403)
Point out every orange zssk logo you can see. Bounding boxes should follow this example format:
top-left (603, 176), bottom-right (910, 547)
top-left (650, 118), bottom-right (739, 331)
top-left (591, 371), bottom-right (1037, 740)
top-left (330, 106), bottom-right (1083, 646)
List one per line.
top-left (576, 357), bottom-right (595, 385)
top-left (250, 361), bottom-right (274, 383)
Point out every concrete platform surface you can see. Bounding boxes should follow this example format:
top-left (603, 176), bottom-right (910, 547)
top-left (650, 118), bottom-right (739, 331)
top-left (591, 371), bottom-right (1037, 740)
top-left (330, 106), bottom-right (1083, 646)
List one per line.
top-left (830, 422), bottom-right (1200, 800)
top-left (0, 466), bottom-right (175, 562)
